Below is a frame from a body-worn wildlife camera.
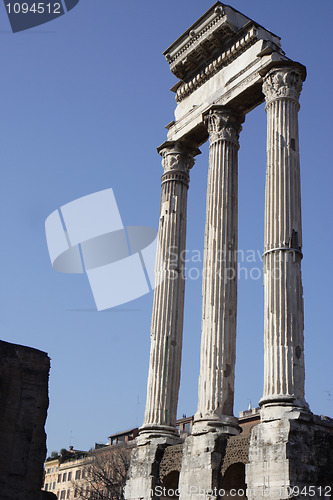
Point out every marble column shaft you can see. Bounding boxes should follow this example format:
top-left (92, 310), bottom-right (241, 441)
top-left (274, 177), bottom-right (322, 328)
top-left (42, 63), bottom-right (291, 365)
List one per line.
top-left (195, 108), bottom-right (242, 432)
top-left (141, 142), bottom-right (196, 438)
top-left (261, 65), bottom-right (308, 409)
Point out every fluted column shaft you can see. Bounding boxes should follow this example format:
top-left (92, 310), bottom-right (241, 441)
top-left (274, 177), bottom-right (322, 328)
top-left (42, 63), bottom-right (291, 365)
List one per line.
top-left (194, 108), bottom-right (243, 434)
top-left (140, 142), bottom-right (197, 439)
top-left (261, 65), bottom-right (308, 411)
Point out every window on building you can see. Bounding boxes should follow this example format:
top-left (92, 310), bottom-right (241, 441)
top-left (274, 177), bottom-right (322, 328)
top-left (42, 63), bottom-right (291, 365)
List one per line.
top-left (184, 422), bottom-right (191, 433)
top-left (75, 470), bottom-right (81, 480)
top-left (46, 468), bottom-right (51, 474)
top-left (74, 488), bottom-right (77, 498)
top-left (60, 491), bottom-right (66, 500)
top-left (58, 474), bottom-right (62, 483)
top-left (68, 471), bottom-right (72, 481)
top-left (45, 484), bottom-right (48, 491)
top-left (52, 467), bottom-right (54, 473)
top-left (53, 482), bottom-right (56, 490)
top-left (63, 473), bottom-right (67, 482)
top-left (67, 489), bottom-right (71, 498)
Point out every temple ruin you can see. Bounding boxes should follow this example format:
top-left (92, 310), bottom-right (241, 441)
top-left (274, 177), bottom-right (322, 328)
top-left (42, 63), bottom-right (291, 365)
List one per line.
top-left (125, 3), bottom-right (333, 499)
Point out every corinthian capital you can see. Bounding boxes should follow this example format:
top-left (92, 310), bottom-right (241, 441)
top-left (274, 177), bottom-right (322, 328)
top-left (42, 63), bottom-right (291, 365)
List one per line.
top-left (262, 66), bottom-right (305, 105)
top-left (204, 107), bottom-right (243, 147)
top-left (158, 141), bottom-right (199, 182)
top-left (161, 151), bottom-right (195, 174)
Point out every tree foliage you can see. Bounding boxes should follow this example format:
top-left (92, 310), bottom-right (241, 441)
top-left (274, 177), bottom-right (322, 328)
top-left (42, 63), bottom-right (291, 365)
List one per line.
top-left (72, 445), bottom-right (132, 500)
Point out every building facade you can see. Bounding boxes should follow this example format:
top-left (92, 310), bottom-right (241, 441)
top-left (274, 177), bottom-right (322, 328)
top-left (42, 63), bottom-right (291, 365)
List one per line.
top-left (43, 418), bottom-right (209, 499)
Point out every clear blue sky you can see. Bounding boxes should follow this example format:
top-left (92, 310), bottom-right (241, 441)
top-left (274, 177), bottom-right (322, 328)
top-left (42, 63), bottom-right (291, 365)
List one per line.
top-left (0, 0), bottom-right (332, 454)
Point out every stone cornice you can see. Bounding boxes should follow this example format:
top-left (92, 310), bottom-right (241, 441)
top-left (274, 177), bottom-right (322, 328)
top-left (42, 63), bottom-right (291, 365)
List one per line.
top-left (175, 25), bottom-right (259, 103)
top-left (165, 5), bottom-right (231, 79)
top-left (163, 2), bottom-right (281, 83)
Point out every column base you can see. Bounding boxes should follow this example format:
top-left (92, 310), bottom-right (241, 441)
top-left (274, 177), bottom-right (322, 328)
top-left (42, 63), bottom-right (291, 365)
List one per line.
top-left (246, 413), bottom-right (333, 500)
top-left (137, 424), bottom-right (181, 445)
top-left (259, 395), bottom-right (310, 422)
top-left (192, 412), bottom-right (240, 436)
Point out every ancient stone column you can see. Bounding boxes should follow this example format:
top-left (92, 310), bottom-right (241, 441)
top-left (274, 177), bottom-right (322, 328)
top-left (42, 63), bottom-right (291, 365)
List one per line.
top-left (261, 64), bottom-right (309, 416)
top-left (139, 141), bottom-right (198, 440)
top-left (194, 107), bottom-right (243, 434)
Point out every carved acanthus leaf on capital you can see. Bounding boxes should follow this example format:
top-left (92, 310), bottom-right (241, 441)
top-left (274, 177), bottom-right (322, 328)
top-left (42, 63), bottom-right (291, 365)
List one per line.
top-left (204, 109), bottom-right (242, 147)
top-left (161, 150), bottom-right (195, 175)
top-left (262, 67), bottom-right (303, 105)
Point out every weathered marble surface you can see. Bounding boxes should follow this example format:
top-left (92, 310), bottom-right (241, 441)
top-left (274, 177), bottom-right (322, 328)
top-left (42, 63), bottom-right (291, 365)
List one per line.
top-left (246, 414), bottom-right (333, 499)
top-left (194, 107), bottom-right (242, 435)
top-left (260, 65), bottom-right (309, 417)
top-left (139, 141), bottom-right (199, 442)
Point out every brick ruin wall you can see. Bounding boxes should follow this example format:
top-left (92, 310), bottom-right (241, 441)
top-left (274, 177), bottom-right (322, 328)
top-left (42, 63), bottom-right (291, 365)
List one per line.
top-left (158, 418), bottom-right (333, 491)
top-left (158, 429), bottom-right (254, 487)
top-left (0, 340), bottom-right (52, 500)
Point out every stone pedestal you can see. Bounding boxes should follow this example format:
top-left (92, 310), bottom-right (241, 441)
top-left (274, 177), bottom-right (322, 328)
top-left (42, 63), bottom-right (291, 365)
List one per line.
top-left (246, 413), bottom-right (333, 500)
top-left (179, 433), bottom-right (228, 500)
top-left (125, 437), bottom-right (174, 500)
